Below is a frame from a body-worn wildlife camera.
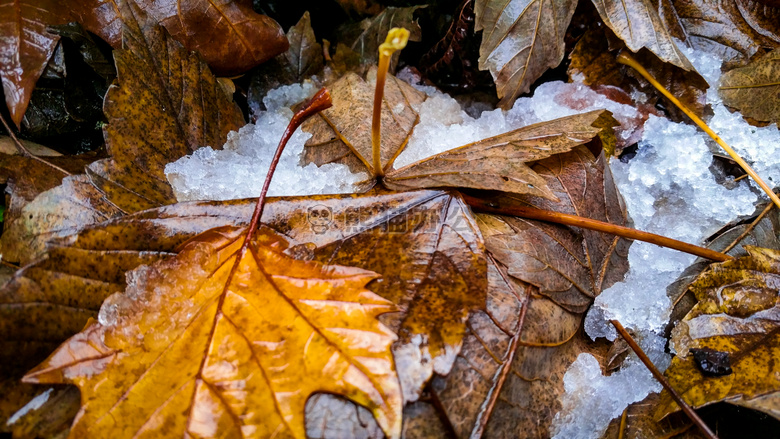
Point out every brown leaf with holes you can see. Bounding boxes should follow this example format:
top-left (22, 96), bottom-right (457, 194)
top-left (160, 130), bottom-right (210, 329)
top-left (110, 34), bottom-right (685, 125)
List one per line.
top-left (302, 70), bottom-right (617, 198)
top-left (24, 225), bottom-right (403, 438)
top-left (660, 0), bottom-right (780, 67)
top-left (0, 0), bottom-right (73, 126)
top-left (86, 0), bottom-right (244, 214)
top-left (474, 0), bottom-right (578, 108)
top-left (423, 146), bottom-right (631, 438)
top-left (660, 246), bottom-right (780, 421)
top-left (719, 48), bottom-right (780, 124)
top-left (591, 0), bottom-right (694, 71)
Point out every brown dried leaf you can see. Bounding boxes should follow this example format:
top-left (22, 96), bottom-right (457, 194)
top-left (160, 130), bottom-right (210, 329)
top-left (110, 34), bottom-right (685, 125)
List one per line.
top-left (600, 393), bottom-right (697, 439)
top-left (301, 71), bottom-right (427, 174)
top-left (474, 0), bottom-right (578, 108)
top-left (660, 0), bottom-right (780, 67)
top-left (0, 0), bottom-right (73, 126)
top-left (3, 386), bottom-right (80, 438)
top-left (659, 246), bottom-right (780, 420)
top-left (25, 225), bottom-right (402, 438)
top-left (87, 0), bottom-right (244, 213)
top-left (426, 146), bottom-right (631, 437)
top-left (383, 110), bottom-right (618, 200)
top-left (719, 48), bottom-right (780, 124)
top-left (591, 0), bottom-right (694, 71)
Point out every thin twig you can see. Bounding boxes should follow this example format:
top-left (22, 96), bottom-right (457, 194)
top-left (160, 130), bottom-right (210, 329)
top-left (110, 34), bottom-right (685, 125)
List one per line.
top-left (618, 52), bottom-right (780, 212)
top-left (372, 28), bottom-right (409, 177)
top-left (722, 202), bottom-right (775, 254)
top-left (462, 194), bottom-right (732, 262)
top-left (0, 111), bottom-right (71, 176)
top-left (610, 320), bottom-right (718, 439)
top-left (733, 174), bottom-right (748, 182)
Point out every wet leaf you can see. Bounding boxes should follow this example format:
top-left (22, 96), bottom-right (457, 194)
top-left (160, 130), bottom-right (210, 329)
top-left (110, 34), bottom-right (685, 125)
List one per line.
top-left (568, 25), bottom-right (710, 121)
top-left (384, 110), bottom-right (618, 200)
top-left (302, 70), bottom-right (617, 198)
top-left (301, 70), bottom-right (427, 174)
top-left (660, 246), bottom-right (780, 421)
top-left (25, 224), bottom-right (403, 438)
top-left (600, 393), bottom-right (697, 439)
top-left (86, 0), bottom-right (244, 213)
top-left (160, 0), bottom-right (288, 76)
top-left (660, 0), bottom-right (780, 67)
top-left (0, 0), bottom-right (73, 126)
top-left (247, 11), bottom-right (325, 116)
top-left (337, 6), bottom-right (424, 71)
top-left (719, 48), bottom-right (780, 124)
top-left (474, 0), bottom-right (578, 108)
top-left (591, 0), bottom-right (694, 71)
top-left (424, 147), bottom-right (631, 437)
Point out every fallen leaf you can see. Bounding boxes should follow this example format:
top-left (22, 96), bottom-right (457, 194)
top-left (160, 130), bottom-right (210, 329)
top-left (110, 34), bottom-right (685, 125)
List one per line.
top-left (332, 0), bottom-right (383, 15)
top-left (719, 48), bottom-right (780, 124)
top-left (75, 0), bottom-right (287, 76)
top-left (600, 393), bottom-right (696, 439)
top-left (25, 224), bottom-right (403, 438)
top-left (474, 0), bottom-right (578, 108)
top-left (0, 175), bottom-right (123, 266)
top-left (247, 11), bottom-right (325, 116)
top-left (3, 386), bottom-right (80, 438)
top-left (568, 25), bottom-right (710, 120)
top-left (591, 0), bottom-right (694, 71)
top-left (302, 70), bottom-right (617, 198)
top-left (659, 246), bottom-right (780, 421)
top-left (383, 110), bottom-right (618, 200)
top-left (86, 0), bottom-right (244, 213)
top-left (0, 0), bottom-right (73, 126)
top-left (660, 0), bottom-right (780, 67)
top-left (421, 146), bottom-right (631, 437)
top-left (301, 70), bottom-right (427, 174)
top-left (160, 0), bottom-right (288, 76)
top-left (337, 6), bottom-right (424, 71)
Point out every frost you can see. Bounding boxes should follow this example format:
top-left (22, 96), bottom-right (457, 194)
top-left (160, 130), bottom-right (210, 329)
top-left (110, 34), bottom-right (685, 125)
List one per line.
top-left (165, 83), bottom-right (369, 201)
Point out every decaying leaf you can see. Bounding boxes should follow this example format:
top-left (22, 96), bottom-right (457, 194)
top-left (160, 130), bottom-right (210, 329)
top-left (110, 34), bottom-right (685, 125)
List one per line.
top-left (302, 70), bottom-right (617, 198)
top-left (474, 0), bottom-right (578, 108)
top-left (337, 6), bottom-right (424, 70)
top-left (160, 0), bottom-right (288, 76)
top-left (421, 146), bottom-right (631, 437)
top-left (0, 174), bottom-right (123, 266)
top-left (568, 25), bottom-right (710, 120)
top-left (384, 110), bottom-right (617, 200)
top-left (247, 11), bottom-right (325, 116)
top-left (719, 48), bottom-right (780, 124)
top-left (591, 0), bottom-right (694, 71)
top-left (659, 246), bottom-right (780, 421)
top-left (0, 0), bottom-right (72, 126)
top-left (660, 0), bottom-right (780, 67)
top-left (600, 393), bottom-right (696, 439)
top-left (25, 225), bottom-right (402, 438)
top-left (302, 70), bottom-right (427, 174)
top-left (87, 0), bottom-right (244, 213)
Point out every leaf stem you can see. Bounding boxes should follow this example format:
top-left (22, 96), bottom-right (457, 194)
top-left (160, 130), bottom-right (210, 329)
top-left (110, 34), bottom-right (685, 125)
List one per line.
top-left (372, 28), bottom-right (409, 177)
top-left (0, 111), bottom-right (71, 176)
top-left (243, 88), bottom-right (333, 245)
top-left (617, 52), bottom-right (780, 211)
top-left (462, 194), bottom-right (732, 262)
top-left (722, 201), bottom-right (775, 254)
top-left (610, 320), bottom-right (719, 439)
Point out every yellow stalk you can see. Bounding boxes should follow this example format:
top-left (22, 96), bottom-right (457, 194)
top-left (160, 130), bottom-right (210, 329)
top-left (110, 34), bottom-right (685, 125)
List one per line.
top-left (372, 28), bottom-right (409, 177)
top-left (617, 52), bottom-right (780, 211)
